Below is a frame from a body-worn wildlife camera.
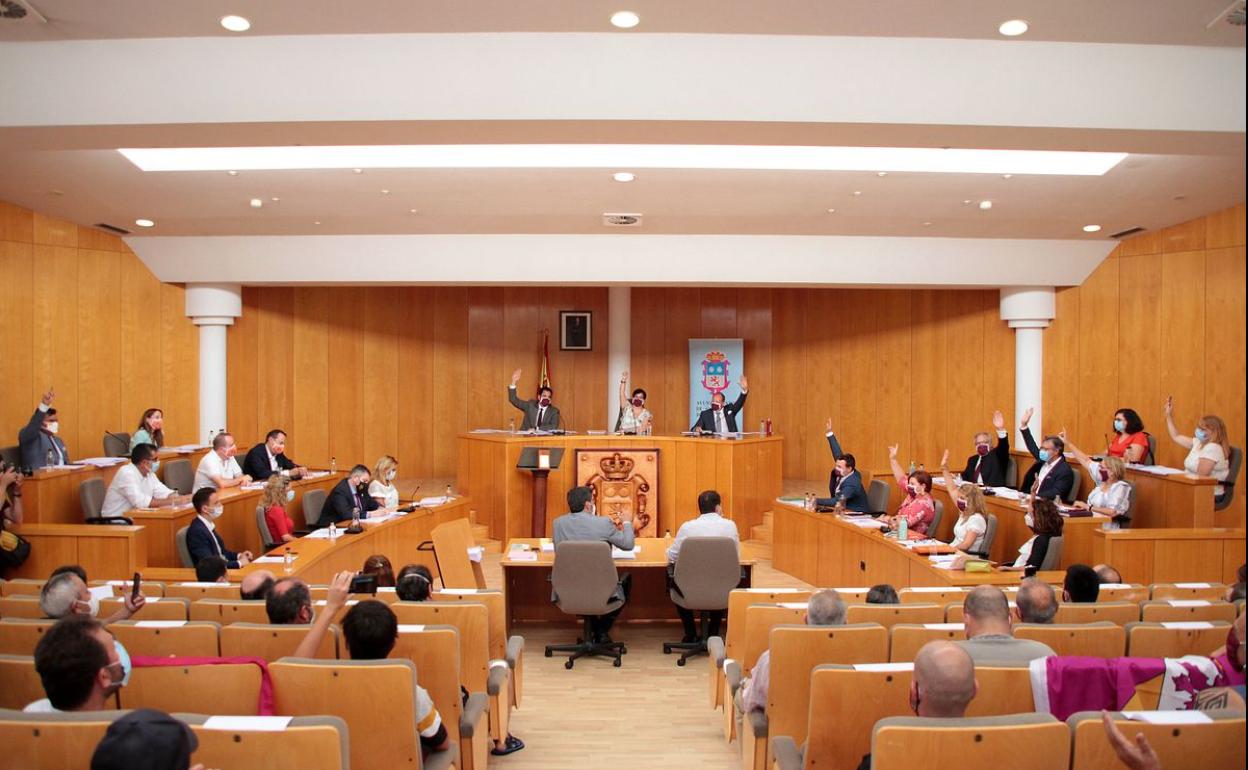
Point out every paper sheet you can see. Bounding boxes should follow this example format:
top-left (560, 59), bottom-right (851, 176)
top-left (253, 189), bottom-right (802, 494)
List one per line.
top-left (1173, 582), bottom-right (1213, 589)
top-left (398, 624), bottom-right (426, 633)
top-left (907, 586), bottom-right (963, 593)
top-left (923, 623), bottom-right (965, 630)
top-left (778, 602), bottom-right (809, 610)
top-left (611, 546), bottom-right (641, 560)
top-left (1122, 711), bottom-right (1211, 724)
top-left (136, 620), bottom-right (187, 628)
top-left (251, 556), bottom-right (286, 564)
top-left (203, 716), bottom-right (294, 732)
top-left (88, 585), bottom-right (115, 602)
top-left (854, 662), bottom-right (913, 672)
top-left (508, 551), bottom-right (538, 562)
top-left (439, 588), bottom-right (480, 595)
top-left (1166, 600), bottom-right (1211, 607)
top-left (467, 546), bottom-right (484, 563)
top-left (75, 457), bottom-right (128, 468)
top-left (1160, 621), bottom-right (1215, 629)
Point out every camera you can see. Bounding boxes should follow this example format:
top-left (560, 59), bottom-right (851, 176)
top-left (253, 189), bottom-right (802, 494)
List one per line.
top-left (348, 573), bottom-right (378, 595)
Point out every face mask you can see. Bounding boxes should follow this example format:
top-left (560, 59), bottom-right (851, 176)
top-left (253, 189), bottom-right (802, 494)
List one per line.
top-left (632, 397), bottom-right (644, 408)
top-left (1024, 512), bottom-right (1035, 529)
top-left (114, 639), bottom-right (132, 687)
top-left (711, 402), bottom-right (723, 412)
top-left (1195, 427), bottom-right (1210, 442)
top-left (357, 482), bottom-right (369, 493)
top-left (956, 499), bottom-right (967, 512)
top-left (1038, 449), bottom-right (1052, 462)
top-left (538, 397), bottom-right (551, 407)
top-left (1098, 467), bottom-right (1110, 482)
top-left (387, 470), bottom-right (396, 482)
top-left (151, 459), bottom-right (160, 473)
top-left (586, 503), bottom-right (596, 516)
top-left (207, 505), bottom-right (223, 520)
top-left (285, 489), bottom-right (296, 502)
top-left (907, 486), bottom-right (918, 497)
top-left (46, 421), bottom-right (59, 435)
top-left (1113, 419), bottom-right (1127, 433)
top-left (976, 444), bottom-right (990, 457)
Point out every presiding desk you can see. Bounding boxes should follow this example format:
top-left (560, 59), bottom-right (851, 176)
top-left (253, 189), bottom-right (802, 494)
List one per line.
top-left (127, 471), bottom-right (343, 567)
top-left (500, 536), bottom-right (764, 629)
top-left (19, 446), bottom-right (211, 524)
top-left (457, 432), bottom-right (782, 542)
top-left (1094, 527), bottom-right (1246, 585)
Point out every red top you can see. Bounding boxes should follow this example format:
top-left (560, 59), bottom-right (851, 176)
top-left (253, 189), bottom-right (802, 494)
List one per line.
top-left (892, 475), bottom-right (936, 536)
top-left (265, 504), bottom-right (294, 542)
top-left (1108, 431), bottom-right (1149, 461)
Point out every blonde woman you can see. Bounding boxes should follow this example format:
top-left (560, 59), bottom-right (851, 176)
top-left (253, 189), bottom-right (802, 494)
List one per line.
top-left (369, 455), bottom-right (400, 509)
top-left (1064, 434), bottom-right (1133, 528)
top-left (261, 474), bottom-right (296, 544)
top-left (1164, 397), bottom-right (1233, 500)
top-left (940, 450), bottom-right (988, 555)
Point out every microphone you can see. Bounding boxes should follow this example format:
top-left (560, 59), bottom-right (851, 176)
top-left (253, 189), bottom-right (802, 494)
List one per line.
top-left (104, 431), bottom-right (130, 456)
top-left (408, 484), bottom-right (421, 504)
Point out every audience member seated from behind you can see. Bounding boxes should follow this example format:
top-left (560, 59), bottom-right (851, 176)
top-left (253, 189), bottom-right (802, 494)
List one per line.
top-left (186, 487), bottom-right (253, 568)
top-left (1064, 563), bottom-right (1101, 603)
top-left (26, 615), bottom-right (128, 713)
top-left (667, 489), bottom-right (740, 643)
top-left (856, 641), bottom-right (978, 770)
top-left (1000, 496), bottom-right (1064, 572)
top-left (266, 577), bottom-right (314, 624)
top-left (1094, 563), bottom-right (1124, 585)
top-left (1017, 406), bottom-right (1076, 500)
top-left (362, 554), bottom-right (396, 588)
top-left (240, 569), bottom-right (276, 601)
top-left (939, 451), bottom-right (989, 554)
top-left (1014, 578), bottom-right (1058, 625)
top-left (90, 708), bottom-right (203, 770)
top-left (39, 569), bottom-right (145, 624)
top-left (1228, 563), bottom-right (1247, 603)
top-left (318, 464), bottom-right (381, 528)
top-left (292, 572), bottom-right (452, 758)
top-left (241, 428), bottom-right (307, 481)
top-left (1064, 435), bottom-right (1133, 528)
top-left (878, 443), bottom-right (935, 537)
top-left (128, 407), bottom-right (166, 452)
top-left (740, 589), bottom-right (846, 714)
top-left (551, 485), bottom-right (634, 644)
top-left (18, 388), bottom-right (69, 470)
top-left (959, 409), bottom-right (1011, 486)
top-left (192, 431), bottom-right (252, 492)
top-left (194, 555), bottom-right (229, 584)
top-left (957, 585), bottom-right (1055, 664)
top-left (261, 474), bottom-right (297, 544)
top-left (100, 443), bottom-right (189, 520)
top-left (397, 564), bottom-right (435, 601)
top-left (822, 419), bottom-right (869, 512)
top-left (866, 584), bottom-right (900, 605)
top-left (1165, 397), bottom-right (1234, 502)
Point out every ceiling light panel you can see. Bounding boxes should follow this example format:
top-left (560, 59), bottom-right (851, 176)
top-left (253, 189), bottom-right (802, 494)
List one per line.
top-left (118, 145), bottom-right (1127, 176)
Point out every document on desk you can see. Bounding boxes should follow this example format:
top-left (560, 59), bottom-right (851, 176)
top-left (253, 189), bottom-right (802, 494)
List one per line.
top-left (419, 496), bottom-right (450, 507)
top-left (1127, 464), bottom-right (1187, 476)
top-left (251, 555), bottom-right (286, 564)
top-left (508, 550), bottom-right (538, 562)
top-left (842, 516), bottom-right (885, 528)
top-left (989, 487), bottom-right (1023, 500)
top-left (168, 444), bottom-right (209, 453)
top-left (76, 457), bottom-right (128, 468)
top-left (611, 546), bottom-right (642, 559)
top-left (305, 528), bottom-right (335, 539)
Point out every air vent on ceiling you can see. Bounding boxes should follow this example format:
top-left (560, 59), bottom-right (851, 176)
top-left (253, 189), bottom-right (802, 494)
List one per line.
top-left (94, 223), bottom-right (132, 235)
top-left (602, 213), bottom-right (643, 227)
top-left (1109, 226), bottom-right (1147, 240)
top-left (0, 0), bottom-right (27, 19)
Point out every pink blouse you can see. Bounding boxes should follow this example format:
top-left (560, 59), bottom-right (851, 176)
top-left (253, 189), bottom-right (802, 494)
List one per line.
top-left (894, 477), bottom-right (935, 536)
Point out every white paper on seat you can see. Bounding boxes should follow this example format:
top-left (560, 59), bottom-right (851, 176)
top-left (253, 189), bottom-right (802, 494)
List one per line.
top-left (203, 716), bottom-right (294, 731)
top-left (923, 623), bottom-right (965, 630)
top-left (136, 620), bottom-right (187, 628)
top-left (1173, 582), bottom-right (1213, 589)
top-left (377, 586), bottom-right (396, 593)
top-left (778, 602), bottom-right (809, 610)
top-left (1100, 583), bottom-right (1132, 590)
top-left (467, 546), bottom-right (484, 563)
top-left (89, 585), bottom-right (115, 602)
top-left (830, 587), bottom-right (871, 594)
top-left (1122, 710), bottom-right (1211, 724)
top-left (854, 662), bottom-right (913, 672)
top-left (907, 586), bottom-right (962, 593)
top-left (439, 588), bottom-right (479, 595)
top-left (180, 582), bottom-right (226, 587)
top-left (1166, 600), bottom-right (1212, 607)
top-left (144, 597), bottom-right (163, 603)
top-left (1160, 621), bottom-right (1215, 629)
top-left (397, 624), bottom-right (426, 633)
top-left (314, 600), bottom-right (359, 607)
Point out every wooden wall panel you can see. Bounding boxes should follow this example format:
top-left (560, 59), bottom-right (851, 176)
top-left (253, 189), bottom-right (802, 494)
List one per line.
top-left (76, 249), bottom-right (122, 459)
top-left (158, 283), bottom-right (199, 446)
top-left (0, 240), bottom-right (34, 440)
top-left (119, 252), bottom-right (167, 437)
top-left (225, 287), bottom-right (261, 448)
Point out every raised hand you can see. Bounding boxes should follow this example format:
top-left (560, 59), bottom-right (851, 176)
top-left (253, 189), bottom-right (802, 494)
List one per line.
top-left (327, 570), bottom-right (354, 610)
top-left (1020, 407), bottom-right (1034, 429)
top-left (739, 374), bottom-right (749, 391)
top-left (1101, 711), bottom-right (1162, 770)
top-left (992, 409), bottom-right (1005, 430)
top-left (826, 417), bottom-right (833, 433)
top-left (1058, 428), bottom-right (1068, 443)
top-left (40, 388), bottom-right (55, 406)
top-left (620, 370), bottom-right (629, 383)
top-left (940, 449), bottom-right (950, 468)
top-left (888, 444), bottom-right (899, 460)
top-left (1163, 396), bottom-right (1173, 416)
top-left (511, 369), bottom-right (522, 385)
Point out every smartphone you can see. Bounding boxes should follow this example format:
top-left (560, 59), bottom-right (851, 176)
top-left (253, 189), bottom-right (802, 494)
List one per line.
top-left (348, 573), bottom-right (378, 595)
top-left (131, 572), bottom-right (142, 600)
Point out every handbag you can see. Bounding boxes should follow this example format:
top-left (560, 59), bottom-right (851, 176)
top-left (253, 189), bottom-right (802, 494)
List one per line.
top-left (0, 528), bottom-right (31, 569)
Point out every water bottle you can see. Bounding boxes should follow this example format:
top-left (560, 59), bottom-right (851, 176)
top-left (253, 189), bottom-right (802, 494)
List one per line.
top-left (351, 506), bottom-right (361, 528)
top-left (897, 515), bottom-right (908, 541)
top-left (330, 456), bottom-right (337, 473)
top-left (508, 417), bottom-right (516, 433)
top-left (328, 521), bottom-right (338, 539)
top-left (45, 449), bottom-right (55, 468)
top-left (445, 484), bottom-right (453, 499)
top-left (908, 459), bottom-right (916, 474)
top-left (283, 548), bottom-right (294, 574)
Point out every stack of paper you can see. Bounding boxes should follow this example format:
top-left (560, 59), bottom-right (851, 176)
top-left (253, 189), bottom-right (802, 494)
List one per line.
top-left (76, 457), bottom-right (127, 468)
top-left (252, 555), bottom-right (286, 564)
top-left (1128, 465), bottom-right (1186, 476)
top-left (508, 550), bottom-right (538, 562)
top-left (611, 545), bottom-right (642, 560)
top-left (419, 496), bottom-right (450, 507)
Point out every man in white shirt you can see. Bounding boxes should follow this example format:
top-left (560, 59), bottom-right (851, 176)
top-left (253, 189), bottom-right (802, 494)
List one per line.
top-left (100, 444), bottom-right (188, 519)
top-left (667, 489), bottom-right (740, 642)
top-left (193, 432), bottom-right (252, 492)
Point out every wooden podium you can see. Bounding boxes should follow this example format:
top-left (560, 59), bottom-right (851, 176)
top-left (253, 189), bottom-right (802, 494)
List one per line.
top-left (516, 446), bottom-right (565, 537)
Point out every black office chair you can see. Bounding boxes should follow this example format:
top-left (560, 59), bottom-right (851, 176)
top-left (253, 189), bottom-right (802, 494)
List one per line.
top-left (1215, 446), bottom-right (1242, 512)
top-left (102, 432), bottom-right (130, 458)
top-left (79, 478), bottom-right (132, 525)
top-left (866, 478), bottom-right (890, 513)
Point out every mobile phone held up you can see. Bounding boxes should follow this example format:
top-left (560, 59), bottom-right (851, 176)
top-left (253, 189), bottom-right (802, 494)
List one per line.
top-left (131, 572), bottom-right (142, 601)
top-left (348, 573), bottom-right (378, 595)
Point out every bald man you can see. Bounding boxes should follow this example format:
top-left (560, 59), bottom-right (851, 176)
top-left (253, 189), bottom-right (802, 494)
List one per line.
top-left (240, 570), bottom-right (276, 601)
top-left (958, 585), bottom-right (1054, 664)
top-left (1014, 578), bottom-right (1058, 624)
top-left (1094, 563), bottom-right (1123, 585)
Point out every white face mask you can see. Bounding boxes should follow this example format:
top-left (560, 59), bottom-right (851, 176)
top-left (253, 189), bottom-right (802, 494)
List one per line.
top-left (1024, 512), bottom-right (1034, 529)
top-left (46, 421), bottom-right (60, 435)
top-left (84, 594), bottom-right (100, 617)
top-left (285, 490), bottom-right (295, 503)
top-left (207, 505), bottom-right (224, 520)
top-left (387, 470), bottom-right (396, 482)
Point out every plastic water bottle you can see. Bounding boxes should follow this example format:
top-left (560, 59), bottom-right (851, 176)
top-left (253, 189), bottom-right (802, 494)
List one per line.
top-left (330, 456), bottom-right (337, 473)
top-left (897, 515), bottom-right (908, 541)
top-left (508, 417), bottom-right (516, 433)
top-left (908, 459), bottom-right (916, 474)
top-left (445, 484), bottom-right (453, 499)
top-left (45, 449), bottom-right (55, 468)
top-left (328, 521), bottom-right (338, 540)
top-left (283, 548), bottom-right (294, 574)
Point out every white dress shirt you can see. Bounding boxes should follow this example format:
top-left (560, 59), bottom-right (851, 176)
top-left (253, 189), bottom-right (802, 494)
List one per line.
top-left (194, 451), bottom-right (243, 492)
top-left (101, 463), bottom-right (175, 519)
top-left (666, 511), bottom-right (740, 562)
top-left (267, 447), bottom-right (280, 472)
top-left (368, 480), bottom-right (399, 509)
top-left (714, 409), bottom-right (730, 435)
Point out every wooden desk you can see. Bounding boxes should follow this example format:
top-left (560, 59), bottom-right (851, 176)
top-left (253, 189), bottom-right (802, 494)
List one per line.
top-left (128, 472), bottom-right (344, 567)
top-left (456, 433), bottom-right (782, 542)
top-left (20, 447), bottom-right (210, 524)
top-left (1009, 450), bottom-right (1218, 529)
top-left (6, 523), bottom-right (148, 580)
top-left (772, 501), bottom-right (1049, 589)
top-left (142, 496), bottom-right (475, 585)
top-left (1093, 527), bottom-right (1246, 585)
top-left (500, 536), bottom-right (763, 628)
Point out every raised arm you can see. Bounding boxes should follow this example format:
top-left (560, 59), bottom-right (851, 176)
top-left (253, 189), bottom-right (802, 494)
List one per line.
top-left (939, 449), bottom-right (961, 502)
top-left (730, 374), bottom-right (749, 412)
top-left (294, 571), bottom-right (353, 659)
top-left (1163, 396), bottom-right (1193, 449)
top-left (1061, 430), bottom-right (1094, 469)
top-left (1019, 407), bottom-right (1041, 458)
top-left (507, 369), bottom-right (527, 411)
top-left (826, 418), bottom-right (845, 460)
top-left (619, 371), bottom-right (630, 409)
top-left (888, 444), bottom-right (907, 488)
top-left (990, 409), bottom-right (1011, 458)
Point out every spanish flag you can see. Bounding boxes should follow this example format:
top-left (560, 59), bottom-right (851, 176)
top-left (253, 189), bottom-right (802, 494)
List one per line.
top-left (539, 329), bottom-right (552, 389)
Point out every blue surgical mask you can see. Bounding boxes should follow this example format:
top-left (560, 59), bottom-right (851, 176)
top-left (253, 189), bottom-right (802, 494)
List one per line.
top-left (1113, 419), bottom-right (1126, 433)
top-left (151, 459), bottom-right (161, 473)
top-left (1038, 449), bottom-right (1052, 462)
top-left (286, 489), bottom-right (296, 503)
top-left (115, 639), bottom-right (132, 686)
top-left (1195, 427), bottom-right (1210, 442)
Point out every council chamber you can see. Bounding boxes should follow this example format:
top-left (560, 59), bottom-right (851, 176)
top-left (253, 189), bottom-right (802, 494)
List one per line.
top-left (0, 4), bottom-right (1245, 770)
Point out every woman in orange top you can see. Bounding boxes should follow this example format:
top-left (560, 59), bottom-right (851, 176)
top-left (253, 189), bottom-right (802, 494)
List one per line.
top-left (1106, 408), bottom-right (1150, 464)
top-left (262, 475), bottom-right (296, 544)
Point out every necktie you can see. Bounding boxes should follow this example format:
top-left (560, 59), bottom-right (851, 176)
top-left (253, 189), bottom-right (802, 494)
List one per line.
top-left (537, 407), bottom-right (544, 427)
top-left (974, 458), bottom-right (983, 483)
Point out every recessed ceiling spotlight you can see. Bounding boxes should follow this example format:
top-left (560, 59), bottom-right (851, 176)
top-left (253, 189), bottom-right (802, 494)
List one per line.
top-left (134, 219), bottom-right (155, 228)
top-left (220, 15), bottom-right (251, 32)
top-left (923, 221), bottom-right (933, 226)
top-left (962, 199), bottom-right (973, 205)
top-left (1083, 224), bottom-right (1102, 233)
top-left (49, 189), bottom-right (64, 196)
top-left (826, 208), bottom-right (836, 214)
top-left (313, 220), bottom-right (321, 225)
top-left (1002, 174), bottom-right (1013, 179)
top-left (227, 170), bottom-right (239, 176)
top-left (249, 198), bottom-right (263, 208)
top-left (610, 11), bottom-right (640, 28)
top-left (998, 19), bottom-right (1029, 36)
top-left (876, 171), bottom-right (887, 177)
top-left (380, 189), bottom-right (390, 195)
top-left (852, 190), bottom-right (862, 196)
top-left (409, 208), bottom-right (419, 214)
top-left (352, 168), bottom-right (363, 174)
top-left (979, 200), bottom-right (993, 210)
top-left (613, 172), bottom-right (635, 182)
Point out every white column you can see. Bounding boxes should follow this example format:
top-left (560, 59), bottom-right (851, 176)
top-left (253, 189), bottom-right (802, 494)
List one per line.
top-left (607, 286), bottom-right (631, 431)
top-left (1000, 287), bottom-right (1056, 445)
top-left (185, 283), bottom-right (242, 445)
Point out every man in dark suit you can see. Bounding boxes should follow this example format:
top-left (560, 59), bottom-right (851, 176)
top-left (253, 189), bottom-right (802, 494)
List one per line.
top-left (819, 419), bottom-right (870, 511)
top-left (241, 429), bottom-right (307, 481)
top-left (1017, 407), bottom-right (1076, 501)
top-left (186, 487), bottom-right (252, 569)
top-left (318, 464), bottom-right (380, 528)
top-left (507, 369), bottom-right (561, 431)
top-left (691, 375), bottom-right (749, 435)
top-left (960, 410), bottom-right (1011, 487)
top-left (18, 388), bottom-right (69, 470)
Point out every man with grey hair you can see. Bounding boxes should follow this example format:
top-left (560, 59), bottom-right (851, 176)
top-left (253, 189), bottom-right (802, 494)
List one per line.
top-left (957, 585), bottom-right (1054, 664)
top-left (741, 589), bottom-right (846, 713)
top-left (39, 571), bottom-right (144, 624)
top-left (1014, 578), bottom-right (1058, 625)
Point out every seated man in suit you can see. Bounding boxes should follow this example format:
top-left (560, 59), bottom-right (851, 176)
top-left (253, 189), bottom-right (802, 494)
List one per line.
top-left (317, 464), bottom-right (380, 528)
top-left (691, 375), bottom-right (749, 435)
top-left (507, 368), bottom-right (561, 431)
top-left (552, 485), bottom-right (634, 642)
top-left (666, 489), bottom-right (740, 643)
top-left (18, 388), bottom-right (69, 470)
top-left (186, 487), bottom-right (252, 568)
top-left (241, 428), bottom-right (307, 481)
top-left (821, 419), bottom-right (870, 511)
top-left (1017, 407), bottom-right (1075, 501)
top-left (960, 409), bottom-right (1011, 486)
